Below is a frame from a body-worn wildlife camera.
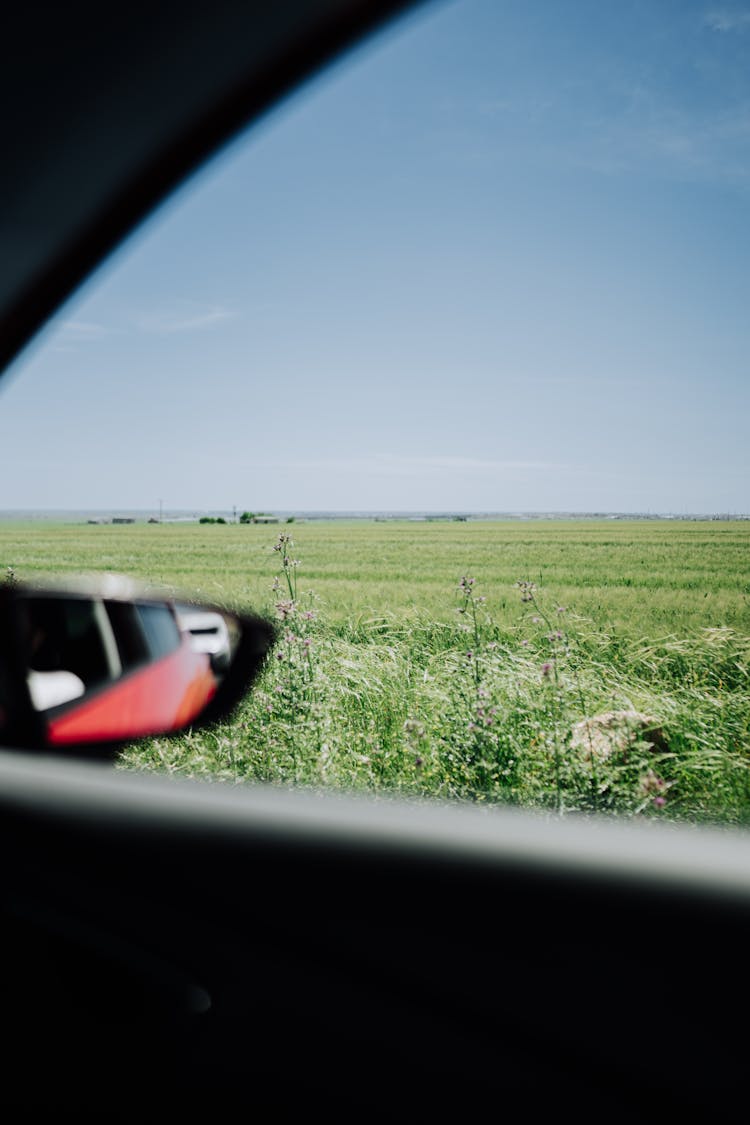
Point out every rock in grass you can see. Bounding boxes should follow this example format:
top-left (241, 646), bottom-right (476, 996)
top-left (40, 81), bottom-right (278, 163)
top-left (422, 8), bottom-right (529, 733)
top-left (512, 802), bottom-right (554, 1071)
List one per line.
top-left (570, 710), bottom-right (667, 761)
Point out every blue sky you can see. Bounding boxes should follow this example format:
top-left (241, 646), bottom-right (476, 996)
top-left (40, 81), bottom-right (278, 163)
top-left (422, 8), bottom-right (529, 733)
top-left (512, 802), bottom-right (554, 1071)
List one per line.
top-left (2, 0), bottom-right (749, 514)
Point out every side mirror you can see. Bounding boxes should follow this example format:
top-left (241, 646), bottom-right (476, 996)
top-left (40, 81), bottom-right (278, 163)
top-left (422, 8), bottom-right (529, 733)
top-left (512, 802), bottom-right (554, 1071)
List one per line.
top-left (0, 574), bottom-right (276, 756)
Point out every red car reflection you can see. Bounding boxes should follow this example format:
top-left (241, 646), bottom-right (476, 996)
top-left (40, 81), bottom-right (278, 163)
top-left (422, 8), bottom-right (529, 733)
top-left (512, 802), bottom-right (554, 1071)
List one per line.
top-left (46, 637), bottom-right (217, 744)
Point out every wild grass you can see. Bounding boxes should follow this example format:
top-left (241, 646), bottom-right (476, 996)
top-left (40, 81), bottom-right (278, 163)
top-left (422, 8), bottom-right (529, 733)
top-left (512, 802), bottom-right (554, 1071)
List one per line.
top-left (3, 518), bottom-right (750, 824)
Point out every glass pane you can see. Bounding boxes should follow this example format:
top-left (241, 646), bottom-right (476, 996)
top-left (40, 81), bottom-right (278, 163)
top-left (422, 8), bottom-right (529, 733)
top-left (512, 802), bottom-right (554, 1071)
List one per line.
top-left (1, 0), bottom-right (749, 823)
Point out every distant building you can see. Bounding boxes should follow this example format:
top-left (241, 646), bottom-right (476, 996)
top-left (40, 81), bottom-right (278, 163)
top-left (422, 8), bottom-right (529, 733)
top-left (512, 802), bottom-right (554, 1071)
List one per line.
top-left (252, 515), bottom-right (279, 524)
top-left (112, 517), bottom-right (135, 524)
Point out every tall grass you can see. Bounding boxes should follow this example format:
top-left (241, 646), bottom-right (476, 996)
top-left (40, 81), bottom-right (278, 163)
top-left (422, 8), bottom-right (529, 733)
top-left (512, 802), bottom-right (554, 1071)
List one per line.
top-left (107, 521), bottom-right (750, 827)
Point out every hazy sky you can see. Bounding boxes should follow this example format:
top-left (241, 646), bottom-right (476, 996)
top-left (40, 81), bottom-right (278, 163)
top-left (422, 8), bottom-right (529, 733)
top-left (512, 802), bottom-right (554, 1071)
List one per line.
top-left (2, 0), bottom-right (749, 514)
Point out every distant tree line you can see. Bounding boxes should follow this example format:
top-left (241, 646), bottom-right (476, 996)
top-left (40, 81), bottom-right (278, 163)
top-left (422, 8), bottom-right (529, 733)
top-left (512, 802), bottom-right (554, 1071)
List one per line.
top-left (198, 512), bottom-right (295, 525)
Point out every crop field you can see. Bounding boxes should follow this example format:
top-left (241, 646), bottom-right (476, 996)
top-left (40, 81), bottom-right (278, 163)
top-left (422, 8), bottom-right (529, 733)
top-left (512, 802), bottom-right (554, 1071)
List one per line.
top-left (3, 518), bottom-right (750, 824)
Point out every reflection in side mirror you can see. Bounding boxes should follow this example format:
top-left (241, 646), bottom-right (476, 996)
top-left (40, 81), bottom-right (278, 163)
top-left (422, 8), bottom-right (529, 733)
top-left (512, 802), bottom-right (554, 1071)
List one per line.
top-left (0, 574), bottom-right (276, 755)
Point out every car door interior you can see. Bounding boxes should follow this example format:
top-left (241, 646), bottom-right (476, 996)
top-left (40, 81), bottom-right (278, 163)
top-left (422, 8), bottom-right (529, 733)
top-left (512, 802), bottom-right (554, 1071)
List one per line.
top-left (2, 2), bottom-right (750, 1122)
top-left (3, 752), bottom-right (750, 1121)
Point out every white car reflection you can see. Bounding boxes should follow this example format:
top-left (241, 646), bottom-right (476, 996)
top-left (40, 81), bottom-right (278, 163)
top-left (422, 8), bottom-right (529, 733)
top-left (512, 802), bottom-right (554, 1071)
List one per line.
top-left (174, 604), bottom-right (234, 675)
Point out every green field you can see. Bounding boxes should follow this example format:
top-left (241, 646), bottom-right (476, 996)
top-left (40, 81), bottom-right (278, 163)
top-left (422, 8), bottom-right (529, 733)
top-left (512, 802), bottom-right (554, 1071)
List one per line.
top-left (3, 518), bottom-right (750, 824)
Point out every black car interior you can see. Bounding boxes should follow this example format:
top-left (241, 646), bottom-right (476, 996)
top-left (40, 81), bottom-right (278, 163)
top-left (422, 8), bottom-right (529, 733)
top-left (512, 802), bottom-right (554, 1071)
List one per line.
top-left (23, 596), bottom-right (112, 689)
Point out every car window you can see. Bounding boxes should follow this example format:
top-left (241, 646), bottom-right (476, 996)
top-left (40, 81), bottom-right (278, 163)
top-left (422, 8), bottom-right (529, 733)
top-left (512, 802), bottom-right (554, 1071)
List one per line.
top-left (22, 596), bottom-right (113, 689)
top-left (1, 0), bottom-right (749, 824)
top-left (134, 603), bottom-right (182, 661)
top-left (104, 601), bottom-right (150, 670)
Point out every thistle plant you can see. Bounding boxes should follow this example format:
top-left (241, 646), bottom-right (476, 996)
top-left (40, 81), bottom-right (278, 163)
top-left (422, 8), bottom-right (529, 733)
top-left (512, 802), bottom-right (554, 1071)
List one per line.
top-left (457, 574), bottom-right (483, 688)
top-left (273, 532), bottom-right (299, 603)
top-left (515, 580), bottom-right (574, 811)
top-left (262, 532), bottom-right (323, 776)
top-left (451, 574), bottom-right (515, 798)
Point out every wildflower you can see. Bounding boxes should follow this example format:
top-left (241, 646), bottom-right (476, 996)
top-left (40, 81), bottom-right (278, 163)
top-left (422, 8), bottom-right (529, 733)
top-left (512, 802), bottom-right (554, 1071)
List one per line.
top-left (653, 796), bottom-right (666, 808)
top-left (541, 661), bottom-right (553, 678)
top-left (303, 610), bottom-right (316, 620)
top-left (532, 616), bottom-right (541, 625)
top-left (639, 769), bottom-right (667, 797)
top-left (521, 638), bottom-right (529, 647)
top-left (274, 600), bottom-right (296, 620)
top-left (556, 606), bottom-right (566, 614)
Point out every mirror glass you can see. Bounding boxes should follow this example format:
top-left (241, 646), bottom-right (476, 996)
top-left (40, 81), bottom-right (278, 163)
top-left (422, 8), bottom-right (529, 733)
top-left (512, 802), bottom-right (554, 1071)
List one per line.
top-left (1, 574), bottom-right (273, 749)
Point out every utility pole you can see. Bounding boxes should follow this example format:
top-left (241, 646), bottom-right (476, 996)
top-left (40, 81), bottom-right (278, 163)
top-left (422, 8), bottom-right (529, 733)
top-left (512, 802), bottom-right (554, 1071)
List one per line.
top-left (233, 505), bottom-right (237, 523)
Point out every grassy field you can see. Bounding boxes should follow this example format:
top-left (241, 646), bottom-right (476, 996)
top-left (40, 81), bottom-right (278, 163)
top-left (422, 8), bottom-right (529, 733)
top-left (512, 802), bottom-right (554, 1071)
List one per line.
top-left (3, 518), bottom-right (750, 824)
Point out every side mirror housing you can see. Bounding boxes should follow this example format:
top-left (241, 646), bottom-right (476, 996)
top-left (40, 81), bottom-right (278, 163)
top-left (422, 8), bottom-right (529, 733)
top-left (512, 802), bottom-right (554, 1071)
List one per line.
top-left (0, 574), bottom-right (276, 756)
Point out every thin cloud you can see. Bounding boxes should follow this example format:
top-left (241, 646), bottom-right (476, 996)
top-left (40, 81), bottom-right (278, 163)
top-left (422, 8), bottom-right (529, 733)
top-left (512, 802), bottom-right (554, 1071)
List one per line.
top-left (48, 319), bottom-right (108, 352)
top-left (556, 101), bottom-right (750, 185)
top-left (238, 455), bottom-right (560, 476)
top-left (137, 304), bottom-right (234, 334)
top-left (704, 9), bottom-right (750, 32)
top-left (59, 320), bottom-right (107, 341)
